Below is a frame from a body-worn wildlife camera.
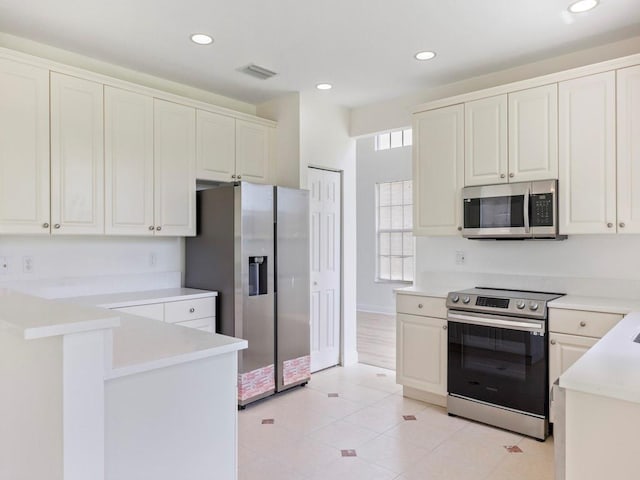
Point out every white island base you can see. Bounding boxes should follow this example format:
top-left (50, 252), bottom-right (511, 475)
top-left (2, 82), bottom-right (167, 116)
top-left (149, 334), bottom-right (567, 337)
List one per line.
top-left (0, 290), bottom-right (246, 480)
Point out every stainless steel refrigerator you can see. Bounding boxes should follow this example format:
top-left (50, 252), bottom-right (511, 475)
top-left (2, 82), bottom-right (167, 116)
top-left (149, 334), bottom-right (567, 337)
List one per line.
top-left (185, 182), bottom-right (311, 406)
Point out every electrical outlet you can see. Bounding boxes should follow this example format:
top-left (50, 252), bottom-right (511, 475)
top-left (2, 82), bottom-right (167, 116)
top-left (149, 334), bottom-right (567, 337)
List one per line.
top-left (23, 256), bottom-right (34, 274)
top-left (455, 251), bottom-right (466, 265)
top-left (0, 257), bottom-right (7, 274)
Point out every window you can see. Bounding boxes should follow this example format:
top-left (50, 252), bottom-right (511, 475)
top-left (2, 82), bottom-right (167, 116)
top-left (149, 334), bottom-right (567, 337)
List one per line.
top-left (375, 128), bottom-right (412, 151)
top-left (376, 180), bottom-right (413, 282)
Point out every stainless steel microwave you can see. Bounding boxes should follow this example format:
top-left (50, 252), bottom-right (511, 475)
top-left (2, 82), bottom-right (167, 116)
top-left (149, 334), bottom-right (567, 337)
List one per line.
top-left (462, 179), bottom-right (564, 239)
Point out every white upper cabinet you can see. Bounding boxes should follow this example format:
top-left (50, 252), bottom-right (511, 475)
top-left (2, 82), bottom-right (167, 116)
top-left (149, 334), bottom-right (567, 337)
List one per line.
top-left (104, 86), bottom-right (155, 235)
top-left (508, 84), bottom-right (558, 182)
top-left (50, 72), bottom-right (104, 235)
top-left (196, 110), bottom-right (236, 182)
top-left (465, 95), bottom-right (508, 186)
top-left (153, 99), bottom-right (196, 236)
top-left (559, 72), bottom-right (616, 235)
top-left (235, 119), bottom-right (271, 184)
top-left (617, 65), bottom-right (640, 234)
top-left (0, 58), bottom-right (50, 234)
top-left (413, 104), bottom-right (464, 235)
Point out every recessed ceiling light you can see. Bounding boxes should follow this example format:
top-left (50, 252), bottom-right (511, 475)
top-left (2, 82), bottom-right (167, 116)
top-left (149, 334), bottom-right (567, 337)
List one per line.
top-left (568, 0), bottom-right (599, 13)
top-left (415, 51), bottom-right (437, 61)
top-left (190, 33), bottom-right (213, 45)
top-left (316, 83), bottom-right (332, 90)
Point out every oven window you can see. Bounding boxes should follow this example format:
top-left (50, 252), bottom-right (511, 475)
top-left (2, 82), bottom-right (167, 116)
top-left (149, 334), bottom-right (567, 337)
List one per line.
top-left (448, 321), bottom-right (547, 416)
top-left (464, 195), bottom-right (525, 229)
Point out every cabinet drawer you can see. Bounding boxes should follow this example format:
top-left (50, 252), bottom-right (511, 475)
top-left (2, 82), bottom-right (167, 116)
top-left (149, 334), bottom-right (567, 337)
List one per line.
top-left (174, 317), bottom-right (214, 332)
top-left (549, 308), bottom-right (622, 338)
top-left (115, 303), bottom-right (164, 321)
top-left (164, 297), bottom-right (215, 323)
top-left (396, 294), bottom-right (446, 318)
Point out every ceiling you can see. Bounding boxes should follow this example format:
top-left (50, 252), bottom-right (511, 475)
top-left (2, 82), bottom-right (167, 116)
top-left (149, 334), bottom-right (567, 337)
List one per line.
top-left (1, 0), bottom-right (640, 108)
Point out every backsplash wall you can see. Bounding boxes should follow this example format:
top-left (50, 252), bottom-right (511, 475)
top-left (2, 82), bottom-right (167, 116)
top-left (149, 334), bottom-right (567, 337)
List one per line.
top-left (415, 234), bottom-right (640, 298)
top-left (0, 236), bottom-right (183, 297)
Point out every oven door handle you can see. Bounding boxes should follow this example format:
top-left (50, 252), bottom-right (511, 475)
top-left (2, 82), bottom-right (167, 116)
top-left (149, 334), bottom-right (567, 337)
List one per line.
top-left (447, 312), bottom-right (544, 333)
top-left (524, 187), bottom-right (531, 233)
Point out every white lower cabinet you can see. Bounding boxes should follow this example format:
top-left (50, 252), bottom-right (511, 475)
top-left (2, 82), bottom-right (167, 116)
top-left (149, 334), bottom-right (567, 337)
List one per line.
top-left (396, 293), bottom-right (447, 404)
top-left (113, 295), bottom-right (216, 333)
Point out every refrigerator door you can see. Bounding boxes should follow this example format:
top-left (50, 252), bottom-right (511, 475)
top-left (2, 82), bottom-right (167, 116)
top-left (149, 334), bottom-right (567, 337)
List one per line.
top-left (275, 186), bottom-right (311, 392)
top-left (237, 182), bottom-right (276, 405)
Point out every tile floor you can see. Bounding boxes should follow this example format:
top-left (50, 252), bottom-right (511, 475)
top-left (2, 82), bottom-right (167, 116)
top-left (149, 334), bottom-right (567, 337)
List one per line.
top-left (238, 363), bottom-right (555, 480)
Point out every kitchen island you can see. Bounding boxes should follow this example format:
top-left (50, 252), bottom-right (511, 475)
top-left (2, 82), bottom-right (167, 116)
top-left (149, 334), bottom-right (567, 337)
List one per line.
top-left (559, 310), bottom-right (640, 480)
top-left (0, 289), bottom-right (247, 480)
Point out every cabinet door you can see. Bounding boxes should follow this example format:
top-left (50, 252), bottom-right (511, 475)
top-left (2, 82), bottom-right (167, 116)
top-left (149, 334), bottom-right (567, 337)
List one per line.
top-left (413, 105), bottom-right (464, 235)
top-left (196, 110), bottom-right (236, 182)
top-left (508, 84), bottom-right (558, 182)
top-left (153, 99), bottom-right (196, 236)
top-left (235, 119), bottom-right (271, 184)
top-left (465, 95), bottom-right (508, 186)
top-left (105, 87), bottom-right (155, 235)
top-left (559, 72), bottom-right (616, 234)
top-left (0, 58), bottom-right (50, 234)
top-left (50, 72), bottom-right (104, 235)
top-left (549, 332), bottom-right (597, 390)
top-left (617, 65), bottom-right (640, 234)
top-left (396, 313), bottom-right (447, 396)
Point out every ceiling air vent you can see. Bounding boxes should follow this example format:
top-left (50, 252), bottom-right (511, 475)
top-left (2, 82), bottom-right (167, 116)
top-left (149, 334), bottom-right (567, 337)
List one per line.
top-left (242, 64), bottom-right (278, 80)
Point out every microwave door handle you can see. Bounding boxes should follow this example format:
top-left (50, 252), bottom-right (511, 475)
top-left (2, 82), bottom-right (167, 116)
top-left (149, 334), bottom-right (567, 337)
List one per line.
top-left (524, 188), bottom-right (531, 233)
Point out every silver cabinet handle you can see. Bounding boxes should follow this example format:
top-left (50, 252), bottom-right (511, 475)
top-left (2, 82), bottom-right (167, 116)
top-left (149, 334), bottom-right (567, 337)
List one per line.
top-left (550, 339), bottom-right (556, 345)
top-left (620, 222), bottom-right (626, 228)
top-left (580, 321), bottom-right (586, 327)
top-left (156, 226), bottom-right (162, 231)
top-left (443, 325), bottom-right (448, 330)
top-left (237, 175), bottom-right (242, 180)
top-left (149, 225), bottom-right (154, 231)
top-left (189, 307), bottom-right (195, 313)
top-left (313, 281), bottom-right (318, 286)
top-left (231, 174), bottom-right (237, 179)
top-left (43, 222), bottom-right (49, 228)
top-left (457, 226), bottom-right (462, 231)
top-left (500, 173), bottom-right (506, 179)
top-left (54, 224), bottom-right (60, 229)
top-left (607, 222), bottom-right (613, 228)
top-left (418, 303), bottom-right (423, 309)
top-left (509, 172), bottom-right (514, 178)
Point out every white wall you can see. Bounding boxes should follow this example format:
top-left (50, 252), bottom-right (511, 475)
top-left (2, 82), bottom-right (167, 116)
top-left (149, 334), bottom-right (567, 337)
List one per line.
top-left (299, 92), bottom-right (358, 365)
top-left (0, 236), bottom-right (183, 297)
top-left (350, 35), bottom-right (640, 137)
top-left (356, 136), bottom-right (412, 314)
top-left (257, 93), bottom-right (301, 188)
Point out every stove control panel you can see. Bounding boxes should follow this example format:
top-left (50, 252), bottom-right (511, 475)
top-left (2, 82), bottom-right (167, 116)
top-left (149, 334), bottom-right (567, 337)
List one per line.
top-left (445, 289), bottom-right (558, 320)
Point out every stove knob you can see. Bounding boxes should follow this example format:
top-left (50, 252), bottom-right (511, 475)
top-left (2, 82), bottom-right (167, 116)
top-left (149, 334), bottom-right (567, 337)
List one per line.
top-left (462, 296), bottom-right (471, 304)
top-left (451, 295), bottom-right (460, 303)
top-left (516, 300), bottom-right (526, 310)
top-left (529, 302), bottom-right (539, 311)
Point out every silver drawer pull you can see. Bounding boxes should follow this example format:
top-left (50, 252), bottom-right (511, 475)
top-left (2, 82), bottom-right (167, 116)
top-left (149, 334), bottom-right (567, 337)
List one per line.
top-left (189, 307), bottom-right (195, 313)
top-left (54, 224), bottom-right (61, 229)
top-left (149, 225), bottom-right (154, 231)
top-left (550, 339), bottom-right (556, 345)
top-left (443, 325), bottom-right (448, 330)
top-left (579, 321), bottom-right (586, 327)
top-left (43, 222), bottom-right (49, 228)
top-left (418, 303), bottom-right (423, 309)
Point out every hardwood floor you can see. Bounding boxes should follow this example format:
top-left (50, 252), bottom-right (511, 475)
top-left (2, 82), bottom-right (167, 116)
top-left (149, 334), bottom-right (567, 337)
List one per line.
top-left (356, 311), bottom-right (396, 370)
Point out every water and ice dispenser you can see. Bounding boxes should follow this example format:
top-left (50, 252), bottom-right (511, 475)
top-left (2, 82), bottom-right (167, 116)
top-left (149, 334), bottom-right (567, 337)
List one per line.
top-left (248, 256), bottom-right (268, 296)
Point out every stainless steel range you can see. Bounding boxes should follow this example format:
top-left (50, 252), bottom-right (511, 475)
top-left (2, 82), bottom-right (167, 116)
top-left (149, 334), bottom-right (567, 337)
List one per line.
top-left (446, 287), bottom-right (564, 440)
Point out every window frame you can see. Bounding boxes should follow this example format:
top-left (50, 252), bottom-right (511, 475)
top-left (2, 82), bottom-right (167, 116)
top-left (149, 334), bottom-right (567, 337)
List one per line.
top-left (375, 179), bottom-right (414, 284)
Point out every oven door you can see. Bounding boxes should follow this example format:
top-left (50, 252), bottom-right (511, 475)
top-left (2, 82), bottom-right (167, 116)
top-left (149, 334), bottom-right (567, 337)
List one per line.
top-left (447, 315), bottom-right (548, 416)
top-left (462, 182), bottom-right (530, 238)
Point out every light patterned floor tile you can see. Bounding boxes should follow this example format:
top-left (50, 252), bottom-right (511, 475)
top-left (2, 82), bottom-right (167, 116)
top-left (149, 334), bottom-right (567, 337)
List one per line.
top-left (305, 456), bottom-right (396, 480)
top-left (307, 419), bottom-right (380, 450)
top-left (356, 432), bottom-right (432, 474)
top-left (342, 404), bottom-right (405, 433)
top-left (370, 392), bottom-right (430, 416)
top-left (239, 455), bottom-right (306, 480)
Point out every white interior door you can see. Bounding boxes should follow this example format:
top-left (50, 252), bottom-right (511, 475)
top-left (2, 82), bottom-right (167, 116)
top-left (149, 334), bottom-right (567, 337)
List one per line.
top-left (309, 167), bottom-right (342, 372)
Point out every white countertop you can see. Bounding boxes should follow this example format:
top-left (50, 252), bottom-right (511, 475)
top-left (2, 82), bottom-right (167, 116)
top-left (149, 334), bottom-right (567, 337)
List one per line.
top-left (108, 312), bottom-right (247, 379)
top-left (395, 283), bottom-right (464, 299)
top-left (0, 289), bottom-right (120, 340)
top-left (548, 295), bottom-right (640, 315)
top-left (560, 311), bottom-right (640, 403)
top-left (64, 287), bottom-right (217, 309)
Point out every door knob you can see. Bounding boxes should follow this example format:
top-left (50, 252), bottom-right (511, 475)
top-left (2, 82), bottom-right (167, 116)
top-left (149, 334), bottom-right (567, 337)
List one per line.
top-left (42, 222), bottom-right (49, 228)
top-left (149, 225), bottom-right (154, 231)
top-left (442, 325), bottom-right (448, 330)
top-left (156, 226), bottom-right (162, 231)
top-left (620, 222), bottom-right (626, 228)
top-left (607, 222), bottom-right (613, 228)
top-left (579, 321), bottom-right (586, 327)
top-left (509, 172), bottom-right (514, 178)
top-left (500, 173), bottom-right (506, 179)
top-left (550, 339), bottom-right (556, 345)
top-left (54, 224), bottom-right (60, 229)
